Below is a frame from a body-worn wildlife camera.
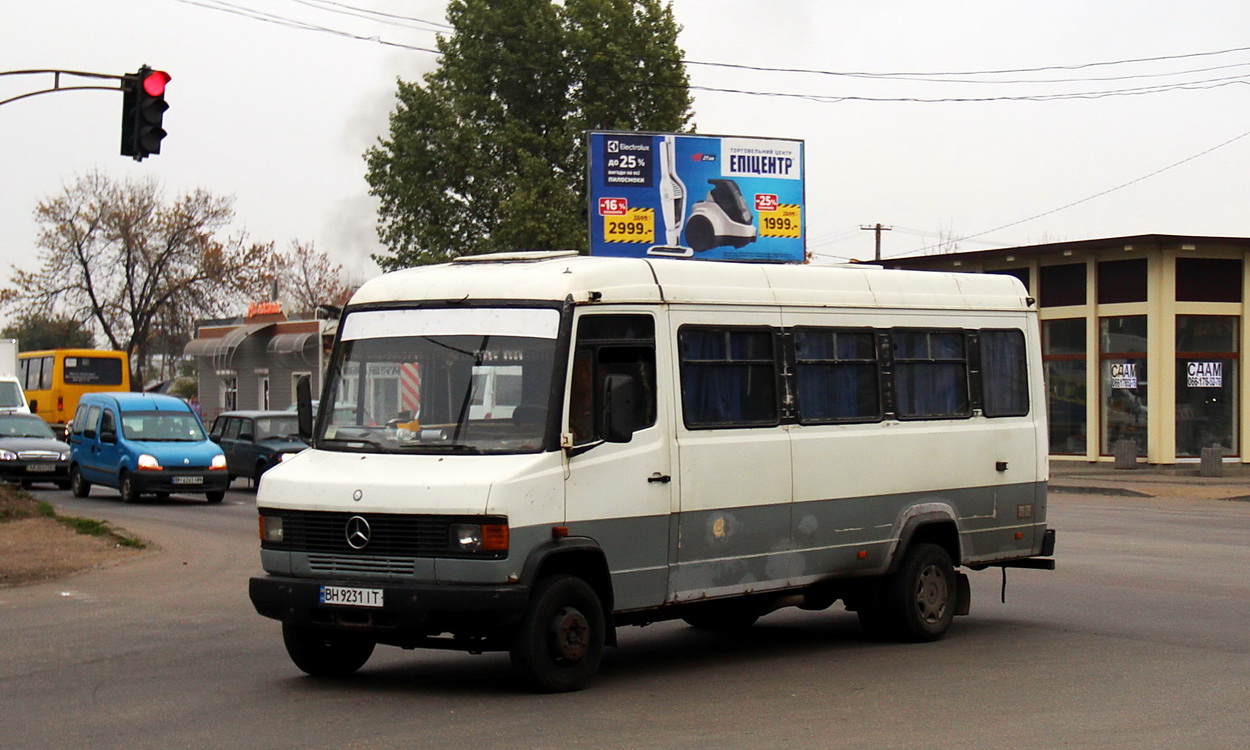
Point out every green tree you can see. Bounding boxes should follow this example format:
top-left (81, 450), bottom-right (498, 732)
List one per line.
top-left (0, 171), bottom-right (272, 388)
top-left (365, 0), bottom-right (692, 270)
top-left (2, 314), bottom-right (95, 350)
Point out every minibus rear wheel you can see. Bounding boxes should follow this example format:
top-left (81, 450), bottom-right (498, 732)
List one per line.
top-left (861, 543), bottom-right (956, 642)
top-left (510, 574), bottom-right (605, 692)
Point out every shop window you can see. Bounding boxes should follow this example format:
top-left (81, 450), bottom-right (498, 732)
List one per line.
top-left (1097, 258), bottom-right (1147, 304)
top-left (1175, 315), bottom-right (1238, 457)
top-left (1039, 263), bottom-right (1086, 308)
top-left (988, 268), bottom-right (1030, 294)
top-left (1100, 316), bottom-right (1147, 456)
top-left (1176, 258), bottom-right (1242, 303)
top-left (1043, 319), bottom-right (1087, 454)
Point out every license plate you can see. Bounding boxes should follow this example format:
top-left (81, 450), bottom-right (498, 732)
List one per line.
top-left (320, 585), bottom-right (384, 608)
top-left (172, 475), bottom-right (203, 485)
top-left (26, 464), bottom-right (56, 473)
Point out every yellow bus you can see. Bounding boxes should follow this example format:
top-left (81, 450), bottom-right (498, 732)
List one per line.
top-left (18, 349), bottom-right (131, 431)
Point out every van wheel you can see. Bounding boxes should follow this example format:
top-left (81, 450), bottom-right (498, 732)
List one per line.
top-left (119, 472), bottom-right (141, 503)
top-left (860, 543), bottom-right (956, 642)
top-left (70, 466), bottom-right (91, 498)
top-left (510, 574), bottom-right (605, 693)
top-left (205, 490), bottom-right (225, 504)
top-left (682, 601), bottom-right (762, 631)
top-left (282, 623), bottom-right (375, 678)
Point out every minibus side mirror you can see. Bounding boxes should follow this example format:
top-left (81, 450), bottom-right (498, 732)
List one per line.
top-left (28, 399), bottom-right (37, 412)
top-left (601, 374), bottom-right (636, 444)
top-left (99, 429), bottom-right (117, 444)
top-left (296, 375), bottom-right (314, 442)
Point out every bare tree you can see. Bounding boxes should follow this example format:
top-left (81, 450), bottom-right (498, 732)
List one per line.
top-left (273, 240), bottom-right (356, 313)
top-left (0, 171), bottom-right (271, 387)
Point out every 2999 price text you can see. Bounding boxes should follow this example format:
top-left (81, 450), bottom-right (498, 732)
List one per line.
top-left (604, 209), bottom-right (655, 244)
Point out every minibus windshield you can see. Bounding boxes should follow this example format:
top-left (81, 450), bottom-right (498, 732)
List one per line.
top-left (320, 308), bottom-right (560, 454)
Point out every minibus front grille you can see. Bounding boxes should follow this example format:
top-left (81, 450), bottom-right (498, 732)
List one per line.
top-left (266, 510), bottom-right (506, 559)
top-left (306, 553), bottom-right (417, 576)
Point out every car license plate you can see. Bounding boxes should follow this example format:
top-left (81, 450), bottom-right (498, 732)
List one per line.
top-left (25, 464), bottom-right (56, 473)
top-left (172, 475), bottom-right (203, 485)
top-left (320, 585), bottom-right (384, 608)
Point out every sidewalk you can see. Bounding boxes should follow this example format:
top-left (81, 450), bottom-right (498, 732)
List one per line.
top-left (1049, 461), bottom-right (1250, 500)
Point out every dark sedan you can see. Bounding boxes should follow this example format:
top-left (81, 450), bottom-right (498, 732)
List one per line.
top-left (209, 411), bottom-right (308, 485)
top-left (0, 413), bottom-right (71, 489)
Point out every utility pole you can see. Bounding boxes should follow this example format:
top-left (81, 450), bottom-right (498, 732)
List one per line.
top-left (860, 223), bottom-right (892, 262)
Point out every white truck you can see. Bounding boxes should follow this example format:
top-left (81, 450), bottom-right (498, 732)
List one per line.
top-left (249, 252), bottom-right (1055, 691)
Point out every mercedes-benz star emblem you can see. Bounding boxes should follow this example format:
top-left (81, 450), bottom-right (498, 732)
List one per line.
top-left (345, 515), bottom-right (371, 550)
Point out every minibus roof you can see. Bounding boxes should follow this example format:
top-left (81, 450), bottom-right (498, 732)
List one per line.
top-left (349, 252), bottom-right (1031, 311)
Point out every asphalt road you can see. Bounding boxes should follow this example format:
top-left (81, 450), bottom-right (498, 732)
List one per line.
top-left (1, 484), bottom-right (1248, 750)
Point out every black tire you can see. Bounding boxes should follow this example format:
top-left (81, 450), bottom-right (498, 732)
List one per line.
top-left (20, 479), bottom-right (33, 490)
top-left (685, 215), bottom-right (715, 253)
top-left (510, 574), bottom-right (606, 693)
top-left (860, 543), bottom-right (956, 642)
top-left (70, 466), bottom-right (91, 498)
top-left (282, 623), bottom-right (375, 678)
top-left (681, 601), bottom-right (762, 632)
top-left (205, 490), bottom-right (225, 504)
top-left (119, 471), bottom-right (140, 503)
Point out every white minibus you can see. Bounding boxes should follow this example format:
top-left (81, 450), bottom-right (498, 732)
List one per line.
top-left (250, 251), bottom-right (1055, 691)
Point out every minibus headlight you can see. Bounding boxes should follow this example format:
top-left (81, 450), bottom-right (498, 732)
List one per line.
top-left (0, 450), bottom-right (16, 461)
top-left (210, 454), bottom-right (227, 470)
top-left (259, 515), bottom-right (283, 543)
top-left (278, 452), bottom-right (297, 462)
top-left (450, 523), bottom-right (509, 554)
top-left (137, 454), bottom-right (161, 470)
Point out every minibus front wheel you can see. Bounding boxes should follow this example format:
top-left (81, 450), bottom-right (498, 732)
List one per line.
top-left (282, 622), bottom-right (375, 678)
top-left (510, 574), bottom-right (606, 693)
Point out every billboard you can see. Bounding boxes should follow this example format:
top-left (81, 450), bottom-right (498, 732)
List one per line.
top-left (587, 131), bottom-right (805, 263)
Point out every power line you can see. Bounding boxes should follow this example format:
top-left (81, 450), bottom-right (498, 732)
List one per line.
top-left (169, 1), bottom-right (1250, 104)
top-left (900, 125), bottom-right (1250, 257)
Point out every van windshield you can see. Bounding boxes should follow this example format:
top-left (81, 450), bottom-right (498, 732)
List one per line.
top-left (121, 411), bottom-right (206, 442)
top-left (320, 307), bottom-right (560, 454)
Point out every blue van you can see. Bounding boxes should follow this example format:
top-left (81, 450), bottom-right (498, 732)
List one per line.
top-left (68, 392), bottom-right (229, 503)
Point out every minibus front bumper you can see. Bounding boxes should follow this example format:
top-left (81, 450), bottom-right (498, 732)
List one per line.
top-left (249, 575), bottom-right (531, 642)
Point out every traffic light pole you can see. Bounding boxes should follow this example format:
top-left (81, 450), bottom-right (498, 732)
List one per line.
top-left (0, 68), bottom-right (127, 107)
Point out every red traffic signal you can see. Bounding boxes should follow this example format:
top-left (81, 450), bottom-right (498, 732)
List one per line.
top-left (142, 70), bottom-right (170, 97)
top-left (120, 65), bottom-right (170, 161)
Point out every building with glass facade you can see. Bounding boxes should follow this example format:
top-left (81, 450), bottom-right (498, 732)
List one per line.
top-left (883, 234), bottom-right (1249, 466)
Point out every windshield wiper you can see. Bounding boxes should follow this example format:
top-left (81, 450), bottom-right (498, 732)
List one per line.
top-left (320, 437), bottom-right (385, 451)
top-left (402, 443), bottom-right (482, 454)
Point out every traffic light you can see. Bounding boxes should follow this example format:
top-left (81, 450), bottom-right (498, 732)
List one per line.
top-left (120, 65), bottom-right (170, 161)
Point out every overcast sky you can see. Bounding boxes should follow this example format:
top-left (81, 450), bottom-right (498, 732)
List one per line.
top-left (4, 0), bottom-right (1250, 315)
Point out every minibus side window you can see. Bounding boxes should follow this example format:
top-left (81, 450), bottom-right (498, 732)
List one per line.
top-left (679, 326), bottom-right (779, 428)
top-left (570, 314), bottom-right (657, 446)
top-left (892, 329), bottom-right (971, 420)
top-left (980, 329), bottom-right (1029, 417)
top-left (794, 328), bottom-right (882, 424)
